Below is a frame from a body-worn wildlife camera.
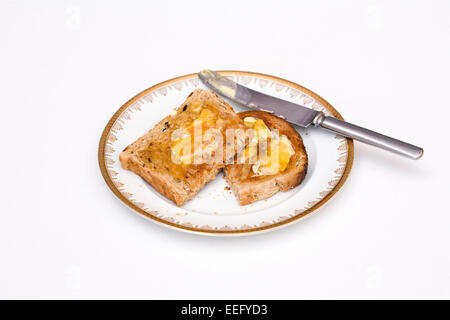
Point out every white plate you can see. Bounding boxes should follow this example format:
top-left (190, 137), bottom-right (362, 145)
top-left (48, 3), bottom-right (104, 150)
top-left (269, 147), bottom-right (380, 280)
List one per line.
top-left (99, 71), bottom-right (353, 235)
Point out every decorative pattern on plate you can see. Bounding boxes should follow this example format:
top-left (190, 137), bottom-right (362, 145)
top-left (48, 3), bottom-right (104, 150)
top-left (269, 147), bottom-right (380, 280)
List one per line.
top-left (99, 71), bottom-right (353, 235)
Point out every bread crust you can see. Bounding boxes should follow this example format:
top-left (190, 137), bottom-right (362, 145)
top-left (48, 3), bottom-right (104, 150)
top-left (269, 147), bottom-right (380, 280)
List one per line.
top-left (119, 89), bottom-right (245, 206)
top-left (224, 111), bottom-right (308, 205)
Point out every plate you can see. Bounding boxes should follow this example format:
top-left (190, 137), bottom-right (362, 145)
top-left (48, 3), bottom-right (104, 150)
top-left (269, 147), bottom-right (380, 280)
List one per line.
top-left (98, 71), bottom-right (353, 235)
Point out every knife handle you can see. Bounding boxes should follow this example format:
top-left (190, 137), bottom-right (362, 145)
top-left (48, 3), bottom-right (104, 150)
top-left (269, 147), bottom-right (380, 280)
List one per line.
top-left (316, 115), bottom-right (423, 159)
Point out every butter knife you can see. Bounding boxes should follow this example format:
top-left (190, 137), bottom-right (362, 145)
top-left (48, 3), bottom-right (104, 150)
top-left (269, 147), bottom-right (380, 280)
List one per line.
top-left (198, 69), bottom-right (423, 160)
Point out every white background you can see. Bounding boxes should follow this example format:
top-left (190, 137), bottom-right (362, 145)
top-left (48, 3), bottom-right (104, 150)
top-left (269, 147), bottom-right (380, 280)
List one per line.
top-left (1, 0), bottom-right (449, 299)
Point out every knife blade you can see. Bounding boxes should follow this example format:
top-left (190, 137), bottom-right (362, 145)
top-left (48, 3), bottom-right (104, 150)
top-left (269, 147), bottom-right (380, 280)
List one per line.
top-left (199, 69), bottom-right (320, 127)
top-left (198, 69), bottom-right (424, 160)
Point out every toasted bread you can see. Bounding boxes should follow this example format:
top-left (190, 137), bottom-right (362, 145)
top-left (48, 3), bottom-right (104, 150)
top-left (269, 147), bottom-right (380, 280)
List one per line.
top-left (119, 89), bottom-right (246, 206)
top-left (224, 111), bottom-right (308, 205)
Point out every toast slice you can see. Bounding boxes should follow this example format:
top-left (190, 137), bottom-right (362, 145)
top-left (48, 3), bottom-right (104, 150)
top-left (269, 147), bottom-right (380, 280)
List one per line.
top-left (224, 111), bottom-right (308, 205)
top-left (119, 89), bottom-right (246, 206)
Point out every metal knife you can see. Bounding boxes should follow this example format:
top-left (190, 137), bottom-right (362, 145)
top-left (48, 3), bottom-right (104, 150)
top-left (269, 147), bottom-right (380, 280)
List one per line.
top-left (198, 69), bottom-right (423, 160)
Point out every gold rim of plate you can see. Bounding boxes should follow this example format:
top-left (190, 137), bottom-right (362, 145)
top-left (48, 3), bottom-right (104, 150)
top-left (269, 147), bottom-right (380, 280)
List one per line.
top-left (98, 71), bottom-right (354, 235)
